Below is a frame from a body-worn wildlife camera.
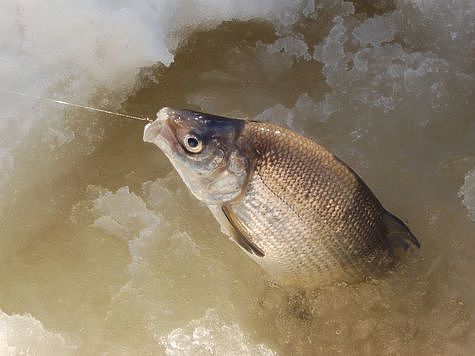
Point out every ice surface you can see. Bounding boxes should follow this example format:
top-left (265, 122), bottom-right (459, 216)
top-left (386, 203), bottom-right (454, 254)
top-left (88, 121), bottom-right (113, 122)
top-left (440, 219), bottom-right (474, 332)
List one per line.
top-left (307, 0), bottom-right (471, 125)
top-left (0, 310), bottom-right (77, 355)
top-left (255, 93), bottom-right (339, 132)
top-left (160, 309), bottom-right (275, 356)
top-left (0, 0), bottom-right (309, 195)
top-left (91, 186), bottom-right (160, 241)
top-left (266, 34), bottom-right (311, 60)
top-left (352, 14), bottom-right (398, 46)
top-left (459, 167), bottom-right (475, 221)
top-left (1, 0), bottom-right (475, 354)
top-left (313, 16), bottom-right (347, 68)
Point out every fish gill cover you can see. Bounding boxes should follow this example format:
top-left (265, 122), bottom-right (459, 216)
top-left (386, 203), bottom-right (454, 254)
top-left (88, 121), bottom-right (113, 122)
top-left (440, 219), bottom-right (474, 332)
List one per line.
top-left (0, 0), bottom-right (474, 354)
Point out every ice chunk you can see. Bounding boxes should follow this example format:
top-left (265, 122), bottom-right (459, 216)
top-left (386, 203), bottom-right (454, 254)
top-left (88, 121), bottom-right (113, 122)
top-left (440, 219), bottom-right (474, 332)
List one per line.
top-left (352, 14), bottom-right (398, 46)
top-left (266, 33), bottom-right (311, 60)
top-left (314, 16), bottom-right (347, 67)
top-left (340, 1), bottom-right (355, 16)
top-left (127, 229), bottom-right (200, 279)
top-left (91, 186), bottom-right (160, 241)
top-left (255, 92), bottom-right (339, 131)
top-left (373, 95), bottom-right (395, 113)
top-left (45, 125), bottom-right (76, 149)
top-left (316, 19), bottom-right (454, 115)
top-left (294, 93), bottom-right (339, 123)
top-left (87, 183), bottom-right (200, 272)
top-left (0, 0), bottom-right (310, 195)
top-left (458, 167), bottom-right (475, 221)
top-left (0, 310), bottom-right (77, 355)
top-left (353, 50), bottom-right (369, 72)
top-left (302, 0), bottom-right (315, 17)
top-left (160, 309), bottom-right (275, 356)
top-left (255, 104), bottom-right (295, 128)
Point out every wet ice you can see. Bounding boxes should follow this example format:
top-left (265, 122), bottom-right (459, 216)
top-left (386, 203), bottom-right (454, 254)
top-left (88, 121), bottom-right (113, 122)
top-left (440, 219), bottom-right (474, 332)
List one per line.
top-left (0, 0), bottom-right (474, 354)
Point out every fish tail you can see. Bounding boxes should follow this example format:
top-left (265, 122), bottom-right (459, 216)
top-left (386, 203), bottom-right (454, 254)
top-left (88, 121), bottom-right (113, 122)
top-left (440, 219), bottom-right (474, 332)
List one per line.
top-left (383, 211), bottom-right (420, 252)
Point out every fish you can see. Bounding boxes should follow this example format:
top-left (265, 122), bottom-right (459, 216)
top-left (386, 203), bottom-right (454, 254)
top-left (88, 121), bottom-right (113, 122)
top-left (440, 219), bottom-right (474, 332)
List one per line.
top-left (143, 107), bottom-right (420, 287)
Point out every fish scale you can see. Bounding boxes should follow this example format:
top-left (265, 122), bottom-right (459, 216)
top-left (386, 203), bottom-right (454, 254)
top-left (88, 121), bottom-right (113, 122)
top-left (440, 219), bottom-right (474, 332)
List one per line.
top-left (144, 108), bottom-right (420, 287)
top-left (230, 174), bottom-right (343, 283)
top-left (231, 121), bottom-right (396, 284)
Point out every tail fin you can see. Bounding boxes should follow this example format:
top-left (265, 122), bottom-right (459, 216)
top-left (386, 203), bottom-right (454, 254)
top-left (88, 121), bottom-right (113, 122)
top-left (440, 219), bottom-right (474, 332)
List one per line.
top-left (383, 211), bottom-right (420, 251)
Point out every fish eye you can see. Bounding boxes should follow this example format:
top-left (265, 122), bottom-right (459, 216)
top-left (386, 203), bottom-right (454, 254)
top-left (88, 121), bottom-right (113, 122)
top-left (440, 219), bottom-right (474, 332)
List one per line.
top-left (183, 134), bottom-right (203, 153)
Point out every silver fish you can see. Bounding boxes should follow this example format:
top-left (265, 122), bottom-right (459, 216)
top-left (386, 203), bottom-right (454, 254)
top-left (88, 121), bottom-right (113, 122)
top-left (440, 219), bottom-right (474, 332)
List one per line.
top-left (143, 107), bottom-right (420, 287)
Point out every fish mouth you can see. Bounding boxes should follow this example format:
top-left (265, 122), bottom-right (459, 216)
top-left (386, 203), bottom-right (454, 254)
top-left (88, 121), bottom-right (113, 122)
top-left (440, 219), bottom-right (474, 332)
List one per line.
top-left (143, 107), bottom-right (179, 153)
top-left (143, 107), bottom-right (171, 143)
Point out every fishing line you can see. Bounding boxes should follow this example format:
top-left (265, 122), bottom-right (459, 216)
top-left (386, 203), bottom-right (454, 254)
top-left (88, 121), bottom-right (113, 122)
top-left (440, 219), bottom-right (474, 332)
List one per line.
top-left (0, 89), bottom-right (153, 123)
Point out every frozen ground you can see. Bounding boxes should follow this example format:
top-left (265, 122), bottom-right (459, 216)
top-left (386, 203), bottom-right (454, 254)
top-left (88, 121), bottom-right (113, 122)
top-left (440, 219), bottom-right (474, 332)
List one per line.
top-left (0, 0), bottom-right (474, 354)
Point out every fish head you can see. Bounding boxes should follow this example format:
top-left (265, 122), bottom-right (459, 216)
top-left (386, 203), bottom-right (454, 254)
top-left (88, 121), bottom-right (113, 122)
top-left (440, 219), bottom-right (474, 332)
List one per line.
top-left (144, 107), bottom-right (251, 204)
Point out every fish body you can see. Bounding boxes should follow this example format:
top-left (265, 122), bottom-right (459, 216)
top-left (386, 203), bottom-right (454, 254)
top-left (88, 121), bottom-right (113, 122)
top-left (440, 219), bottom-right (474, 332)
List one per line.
top-left (144, 108), bottom-right (419, 286)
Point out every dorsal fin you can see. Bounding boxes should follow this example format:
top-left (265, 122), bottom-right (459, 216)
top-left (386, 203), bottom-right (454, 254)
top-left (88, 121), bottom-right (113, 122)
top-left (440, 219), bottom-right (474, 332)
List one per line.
top-left (222, 205), bottom-right (265, 257)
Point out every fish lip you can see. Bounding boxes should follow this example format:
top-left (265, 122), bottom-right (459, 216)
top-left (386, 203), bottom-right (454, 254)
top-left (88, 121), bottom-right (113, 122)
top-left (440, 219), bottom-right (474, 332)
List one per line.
top-left (143, 107), bottom-right (175, 143)
top-left (143, 107), bottom-right (179, 151)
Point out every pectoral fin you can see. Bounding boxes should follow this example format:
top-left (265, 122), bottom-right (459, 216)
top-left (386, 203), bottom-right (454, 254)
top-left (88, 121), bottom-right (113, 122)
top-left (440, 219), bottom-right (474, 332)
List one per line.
top-left (222, 205), bottom-right (265, 257)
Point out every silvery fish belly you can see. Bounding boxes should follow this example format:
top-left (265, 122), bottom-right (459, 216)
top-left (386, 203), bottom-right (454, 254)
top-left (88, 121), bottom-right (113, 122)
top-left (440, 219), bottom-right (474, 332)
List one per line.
top-left (143, 107), bottom-right (420, 287)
